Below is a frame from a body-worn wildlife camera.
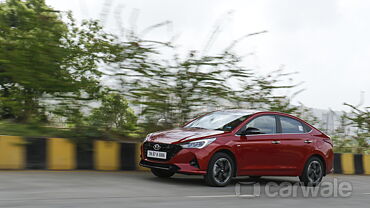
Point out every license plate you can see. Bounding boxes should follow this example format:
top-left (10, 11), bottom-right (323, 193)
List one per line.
top-left (147, 150), bottom-right (167, 159)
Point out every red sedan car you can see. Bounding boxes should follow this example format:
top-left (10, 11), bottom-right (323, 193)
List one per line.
top-left (140, 110), bottom-right (333, 187)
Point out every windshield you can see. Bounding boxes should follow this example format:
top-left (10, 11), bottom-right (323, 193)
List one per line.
top-left (184, 111), bottom-right (251, 132)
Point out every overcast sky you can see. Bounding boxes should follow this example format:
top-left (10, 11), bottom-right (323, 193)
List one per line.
top-left (46, 0), bottom-right (370, 111)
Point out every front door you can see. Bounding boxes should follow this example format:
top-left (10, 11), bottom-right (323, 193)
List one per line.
top-left (237, 115), bottom-right (282, 175)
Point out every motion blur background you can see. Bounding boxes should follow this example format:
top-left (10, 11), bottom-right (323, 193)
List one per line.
top-left (0, 0), bottom-right (369, 153)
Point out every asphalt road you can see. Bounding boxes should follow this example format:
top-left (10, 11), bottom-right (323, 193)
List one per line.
top-left (0, 171), bottom-right (369, 208)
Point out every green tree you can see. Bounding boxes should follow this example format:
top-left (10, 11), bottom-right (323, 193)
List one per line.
top-left (343, 103), bottom-right (370, 153)
top-left (89, 92), bottom-right (138, 136)
top-left (110, 33), bottom-right (301, 133)
top-left (331, 112), bottom-right (354, 153)
top-left (0, 0), bottom-right (121, 123)
top-left (115, 43), bottom-right (254, 130)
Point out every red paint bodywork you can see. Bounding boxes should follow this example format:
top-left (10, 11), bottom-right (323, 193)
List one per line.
top-left (140, 111), bottom-right (334, 177)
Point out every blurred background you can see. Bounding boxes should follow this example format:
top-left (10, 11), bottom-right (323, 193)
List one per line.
top-left (0, 0), bottom-right (369, 153)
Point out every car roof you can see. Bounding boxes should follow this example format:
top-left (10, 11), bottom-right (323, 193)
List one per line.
top-left (215, 109), bottom-right (305, 122)
top-left (215, 109), bottom-right (295, 117)
top-left (215, 109), bottom-right (261, 115)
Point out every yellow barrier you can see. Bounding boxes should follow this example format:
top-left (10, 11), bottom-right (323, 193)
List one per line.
top-left (341, 153), bottom-right (355, 174)
top-left (364, 154), bottom-right (370, 175)
top-left (94, 140), bottom-right (119, 170)
top-left (47, 138), bottom-right (76, 170)
top-left (135, 143), bottom-right (148, 171)
top-left (0, 136), bottom-right (25, 169)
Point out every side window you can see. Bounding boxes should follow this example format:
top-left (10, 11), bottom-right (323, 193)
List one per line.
top-left (303, 123), bottom-right (312, 132)
top-left (280, 116), bottom-right (305, 134)
top-left (245, 115), bottom-right (276, 134)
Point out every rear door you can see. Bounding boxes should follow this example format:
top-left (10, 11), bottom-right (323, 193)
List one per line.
top-left (277, 115), bottom-right (315, 173)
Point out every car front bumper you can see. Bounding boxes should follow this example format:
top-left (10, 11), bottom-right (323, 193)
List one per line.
top-left (140, 143), bottom-right (213, 175)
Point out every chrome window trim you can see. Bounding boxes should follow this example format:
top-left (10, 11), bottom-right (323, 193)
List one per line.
top-left (235, 129), bottom-right (313, 137)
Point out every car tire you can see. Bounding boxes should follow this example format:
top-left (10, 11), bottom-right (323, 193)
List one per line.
top-left (204, 152), bottom-right (234, 187)
top-left (151, 168), bottom-right (175, 178)
top-left (299, 156), bottom-right (324, 186)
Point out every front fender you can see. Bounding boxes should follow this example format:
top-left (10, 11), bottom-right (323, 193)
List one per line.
top-left (194, 143), bottom-right (237, 171)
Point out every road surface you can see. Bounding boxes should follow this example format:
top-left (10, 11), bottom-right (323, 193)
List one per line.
top-left (0, 171), bottom-right (369, 207)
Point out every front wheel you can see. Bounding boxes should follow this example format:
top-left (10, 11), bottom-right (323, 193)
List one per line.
top-left (204, 152), bottom-right (234, 187)
top-left (299, 156), bottom-right (324, 186)
top-left (151, 168), bottom-right (175, 178)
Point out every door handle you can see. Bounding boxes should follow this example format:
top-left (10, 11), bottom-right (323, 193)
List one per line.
top-left (304, 140), bottom-right (313, 144)
top-left (271, 141), bottom-right (280, 144)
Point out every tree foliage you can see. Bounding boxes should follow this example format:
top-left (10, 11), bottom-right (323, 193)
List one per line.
top-left (110, 33), bottom-right (304, 133)
top-left (343, 103), bottom-right (370, 153)
top-left (0, 0), bottom-right (123, 123)
top-left (0, 0), bottom-right (137, 140)
top-left (89, 92), bottom-right (138, 135)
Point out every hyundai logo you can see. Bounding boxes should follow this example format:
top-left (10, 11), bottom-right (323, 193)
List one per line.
top-left (153, 144), bottom-right (161, 150)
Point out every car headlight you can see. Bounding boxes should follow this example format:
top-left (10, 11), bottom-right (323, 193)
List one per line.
top-left (180, 138), bottom-right (216, 149)
top-left (143, 133), bottom-right (152, 142)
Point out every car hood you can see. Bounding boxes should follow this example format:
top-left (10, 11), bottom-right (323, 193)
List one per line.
top-left (147, 128), bottom-right (225, 144)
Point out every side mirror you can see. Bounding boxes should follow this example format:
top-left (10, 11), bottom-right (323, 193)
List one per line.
top-left (240, 127), bottom-right (261, 135)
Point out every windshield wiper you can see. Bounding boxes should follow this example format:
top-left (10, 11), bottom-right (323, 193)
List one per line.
top-left (187, 126), bottom-right (207, 129)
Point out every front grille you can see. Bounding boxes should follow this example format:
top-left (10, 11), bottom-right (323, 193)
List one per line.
top-left (143, 142), bottom-right (182, 161)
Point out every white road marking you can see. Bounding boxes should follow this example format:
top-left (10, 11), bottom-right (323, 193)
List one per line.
top-left (186, 194), bottom-right (258, 198)
top-left (362, 193), bottom-right (370, 195)
top-left (239, 194), bottom-right (260, 198)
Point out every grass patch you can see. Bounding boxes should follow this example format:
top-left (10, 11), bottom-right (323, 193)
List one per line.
top-left (0, 120), bottom-right (142, 142)
top-left (0, 120), bottom-right (69, 138)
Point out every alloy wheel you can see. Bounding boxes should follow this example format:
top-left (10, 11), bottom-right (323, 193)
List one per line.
top-left (307, 160), bottom-right (323, 183)
top-left (212, 158), bottom-right (232, 184)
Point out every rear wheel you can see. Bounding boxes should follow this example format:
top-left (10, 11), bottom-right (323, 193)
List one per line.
top-left (204, 152), bottom-right (234, 187)
top-left (151, 168), bottom-right (175, 178)
top-left (299, 156), bottom-right (324, 186)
